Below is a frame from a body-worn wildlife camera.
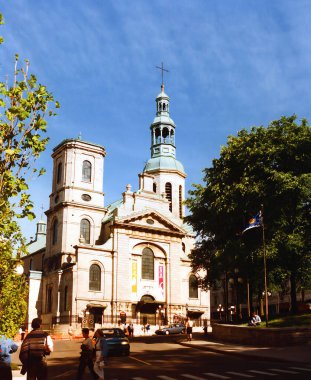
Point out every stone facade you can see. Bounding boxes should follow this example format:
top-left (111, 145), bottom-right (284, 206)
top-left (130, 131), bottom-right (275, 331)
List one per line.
top-left (22, 85), bottom-right (210, 333)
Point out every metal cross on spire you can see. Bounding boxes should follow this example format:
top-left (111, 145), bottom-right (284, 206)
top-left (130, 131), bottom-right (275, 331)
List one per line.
top-left (156, 62), bottom-right (169, 85)
top-left (40, 204), bottom-right (44, 220)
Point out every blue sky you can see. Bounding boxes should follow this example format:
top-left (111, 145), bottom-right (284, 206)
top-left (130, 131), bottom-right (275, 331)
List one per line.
top-left (1, 0), bottom-right (311, 239)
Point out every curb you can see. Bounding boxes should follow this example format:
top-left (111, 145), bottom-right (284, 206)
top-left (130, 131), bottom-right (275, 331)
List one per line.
top-left (177, 340), bottom-right (304, 364)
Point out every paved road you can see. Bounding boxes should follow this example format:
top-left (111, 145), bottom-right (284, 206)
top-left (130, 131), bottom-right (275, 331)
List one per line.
top-left (13, 337), bottom-right (311, 380)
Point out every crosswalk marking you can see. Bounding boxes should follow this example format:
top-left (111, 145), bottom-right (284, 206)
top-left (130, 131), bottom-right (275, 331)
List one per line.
top-left (226, 371), bottom-right (254, 378)
top-left (290, 367), bottom-right (311, 372)
top-left (248, 370), bottom-right (277, 376)
top-left (181, 375), bottom-right (208, 380)
top-left (269, 368), bottom-right (299, 374)
top-left (203, 374), bottom-right (230, 379)
top-left (157, 376), bottom-right (177, 380)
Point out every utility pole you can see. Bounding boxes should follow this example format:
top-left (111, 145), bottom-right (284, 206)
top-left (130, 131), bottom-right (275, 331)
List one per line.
top-left (261, 205), bottom-right (269, 327)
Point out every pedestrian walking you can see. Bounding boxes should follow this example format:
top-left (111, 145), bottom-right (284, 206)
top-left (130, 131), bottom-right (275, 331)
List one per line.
top-left (19, 326), bottom-right (26, 341)
top-left (146, 324), bottom-right (150, 335)
top-left (68, 326), bottom-right (74, 340)
top-left (19, 317), bottom-right (53, 380)
top-left (76, 328), bottom-right (97, 380)
top-left (127, 323), bottom-right (134, 337)
top-left (186, 318), bottom-right (193, 341)
top-left (93, 329), bottom-right (108, 380)
top-left (0, 334), bottom-right (18, 380)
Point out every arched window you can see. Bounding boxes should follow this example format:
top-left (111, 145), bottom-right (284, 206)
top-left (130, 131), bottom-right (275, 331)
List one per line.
top-left (52, 220), bottom-right (58, 245)
top-left (80, 219), bottom-right (90, 244)
top-left (179, 185), bottom-right (183, 218)
top-left (142, 247), bottom-right (154, 280)
top-left (182, 242), bottom-right (186, 252)
top-left (57, 162), bottom-right (62, 184)
top-left (165, 182), bottom-right (172, 212)
top-left (170, 130), bottom-right (175, 144)
top-left (155, 128), bottom-right (161, 144)
top-left (153, 183), bottom-right (157, 193)
top-left (189, 274), bottom-right (199, 298)
top-left (162, 127), bottom-right (169, 143)
top-left (82, 160), bottom-right (92, 182)
top-left (89, 264), bottom-right (101, 291)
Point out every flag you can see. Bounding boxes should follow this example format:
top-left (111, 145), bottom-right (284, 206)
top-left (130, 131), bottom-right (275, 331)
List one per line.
top-left (242, 212), bottom-right (262, 234)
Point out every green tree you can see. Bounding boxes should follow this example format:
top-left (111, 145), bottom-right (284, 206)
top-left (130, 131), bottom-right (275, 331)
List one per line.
top-left (185, 116), bottom-right (311, 313)
top-left (0, 13), bottom-right (59, 337)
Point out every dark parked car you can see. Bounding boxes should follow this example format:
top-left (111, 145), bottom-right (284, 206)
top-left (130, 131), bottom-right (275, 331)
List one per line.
top-left (100, 327), bottom-right (130, 356)
top-left (155, 323), bottom-right (185, 335)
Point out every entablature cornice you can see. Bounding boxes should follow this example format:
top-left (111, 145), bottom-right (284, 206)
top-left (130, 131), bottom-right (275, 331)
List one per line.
top-left (46, 201), bottom-right (107, 215)
top-left (113, 222), bottom-right (184, 238)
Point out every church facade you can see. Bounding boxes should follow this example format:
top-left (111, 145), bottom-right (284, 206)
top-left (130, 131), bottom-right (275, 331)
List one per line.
top-left (22, 84), bottom-right (210, 332)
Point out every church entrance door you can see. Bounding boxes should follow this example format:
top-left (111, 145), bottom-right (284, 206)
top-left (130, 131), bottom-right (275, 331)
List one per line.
top-left (137, 295), bottom-right (163, 325)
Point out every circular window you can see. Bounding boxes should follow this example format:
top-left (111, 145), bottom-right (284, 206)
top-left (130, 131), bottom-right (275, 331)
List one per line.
top-left (55, 195), bottom-right (59, 204)
top-left (81, 194), bottom-right (92, 201)
top-left (146, 218), bottom-right (154, 225)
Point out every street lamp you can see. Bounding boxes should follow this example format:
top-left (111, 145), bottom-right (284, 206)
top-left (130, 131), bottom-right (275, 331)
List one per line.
top-left (158, 305), bottom-right (162, 329)
top-left (12, 251), bottom-right (24, 276)
top-left (228, 306), bottom-right (235, 322)
top-left (14, 262), bottom-right (24, 275)
top-left (216, 304), bottom-right (224, 321)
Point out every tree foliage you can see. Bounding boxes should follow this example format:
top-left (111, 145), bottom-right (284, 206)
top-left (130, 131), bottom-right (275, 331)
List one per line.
top-left (185, 116), bottom-right (311, 312)
top-left (0, 12), bottom-right (59, 337)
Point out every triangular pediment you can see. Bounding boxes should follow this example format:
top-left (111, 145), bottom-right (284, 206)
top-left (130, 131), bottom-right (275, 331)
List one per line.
top-left (114, 209), bottom-right (186, 235)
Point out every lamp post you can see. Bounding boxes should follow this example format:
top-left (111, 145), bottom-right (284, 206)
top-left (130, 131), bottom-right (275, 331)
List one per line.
top-left (216, 304), bottom-right (224, 321)
top-left (158, 305), bottom-right (162, 329)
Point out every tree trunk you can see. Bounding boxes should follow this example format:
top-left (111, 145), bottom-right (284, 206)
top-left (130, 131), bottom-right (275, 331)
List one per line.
top-left (290, 272), bottom-right (297, 313)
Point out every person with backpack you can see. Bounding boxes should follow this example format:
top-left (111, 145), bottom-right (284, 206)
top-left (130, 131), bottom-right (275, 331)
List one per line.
top-left (19, 318), bottom-right (53, 380)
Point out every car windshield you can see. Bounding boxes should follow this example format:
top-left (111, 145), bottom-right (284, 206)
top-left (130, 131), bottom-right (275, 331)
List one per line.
top-left (101, 329), bottom-right (125, 338)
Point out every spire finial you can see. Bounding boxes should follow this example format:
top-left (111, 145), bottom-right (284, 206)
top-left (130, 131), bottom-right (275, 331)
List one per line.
top-left (78, 132), bottom-right (82, 140)
top-left (156, 62), bottom-right (169, 86)
top-left (40, 204), bottom-right (44, 220)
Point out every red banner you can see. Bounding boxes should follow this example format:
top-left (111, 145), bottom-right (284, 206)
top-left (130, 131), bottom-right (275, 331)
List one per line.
top-left (159, 265), bottom-right (164, 295)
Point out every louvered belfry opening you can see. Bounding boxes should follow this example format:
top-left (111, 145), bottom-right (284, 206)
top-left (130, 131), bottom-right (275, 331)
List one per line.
top-left (165, 182), bottom-right (172, 211)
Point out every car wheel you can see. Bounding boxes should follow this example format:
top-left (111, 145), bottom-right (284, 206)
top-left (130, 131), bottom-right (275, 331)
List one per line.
top-left (165, 330), bottom-right (169, 335)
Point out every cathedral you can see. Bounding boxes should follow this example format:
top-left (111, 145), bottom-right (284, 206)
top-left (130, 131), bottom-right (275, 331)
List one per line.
top-left (22, 84), bottom-right (210, 333)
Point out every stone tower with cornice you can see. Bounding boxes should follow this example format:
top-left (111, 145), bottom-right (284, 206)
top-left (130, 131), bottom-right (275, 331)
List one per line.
top-left (45, 138), bottom-right (107, 262)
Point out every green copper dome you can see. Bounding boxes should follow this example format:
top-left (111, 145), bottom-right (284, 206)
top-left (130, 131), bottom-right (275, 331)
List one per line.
top-left (144, 156), bottom-right (185, 173)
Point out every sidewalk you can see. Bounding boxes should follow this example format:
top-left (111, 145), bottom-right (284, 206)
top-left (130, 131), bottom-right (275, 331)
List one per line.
top-left (178, 333), bottom-right (311, 364)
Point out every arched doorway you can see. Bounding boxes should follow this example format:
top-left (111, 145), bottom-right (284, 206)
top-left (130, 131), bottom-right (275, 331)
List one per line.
top-left (137, 295), bottom-right (163, 325)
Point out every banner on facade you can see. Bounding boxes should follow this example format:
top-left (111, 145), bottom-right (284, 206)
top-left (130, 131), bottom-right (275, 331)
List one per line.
top-left (132, 261), bottom-right (137, 293)
top-left (159, 264), bottom-right (164, 295)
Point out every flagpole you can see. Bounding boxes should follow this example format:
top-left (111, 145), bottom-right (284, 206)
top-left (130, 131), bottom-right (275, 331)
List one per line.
top-left (261, 204), bottom-right (269, 327)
